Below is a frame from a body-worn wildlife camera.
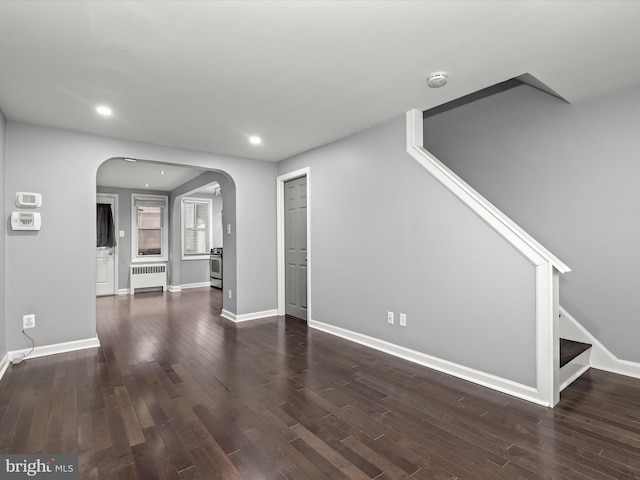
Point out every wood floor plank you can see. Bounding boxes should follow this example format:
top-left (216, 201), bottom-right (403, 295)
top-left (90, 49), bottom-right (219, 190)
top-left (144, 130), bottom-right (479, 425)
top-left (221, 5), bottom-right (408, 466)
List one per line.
top-left (186, 420), bottom-right (244, 480)
top-left (290, 423), bottom-right (371, 480)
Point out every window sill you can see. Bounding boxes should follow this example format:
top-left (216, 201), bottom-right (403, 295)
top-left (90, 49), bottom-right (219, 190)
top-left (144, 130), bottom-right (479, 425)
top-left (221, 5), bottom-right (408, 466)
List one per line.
top-left (181, 255), bottom-right (210, 261)
top-left (132, 256), bottom-right (168, 263)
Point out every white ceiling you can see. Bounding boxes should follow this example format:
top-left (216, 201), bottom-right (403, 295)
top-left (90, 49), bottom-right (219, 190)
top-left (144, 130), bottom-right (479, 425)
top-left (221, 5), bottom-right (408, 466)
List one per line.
top-left (1, 1), bottom-right (640, 163)
top-left (97, 158), bottom-right (209, 191)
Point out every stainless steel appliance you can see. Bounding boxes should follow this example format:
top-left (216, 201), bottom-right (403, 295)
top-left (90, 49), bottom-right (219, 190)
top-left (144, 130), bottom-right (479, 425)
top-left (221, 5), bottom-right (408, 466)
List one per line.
top-left (210, 247), bottom-right (222, 288)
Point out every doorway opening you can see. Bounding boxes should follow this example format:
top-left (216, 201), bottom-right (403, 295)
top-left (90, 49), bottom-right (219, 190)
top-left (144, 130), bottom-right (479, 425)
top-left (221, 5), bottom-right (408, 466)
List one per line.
top-left (95, 157), bottom-right (236, 313)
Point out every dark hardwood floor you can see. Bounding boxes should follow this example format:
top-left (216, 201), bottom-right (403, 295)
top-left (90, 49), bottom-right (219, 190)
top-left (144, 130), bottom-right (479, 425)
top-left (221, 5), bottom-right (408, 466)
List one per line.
top-left (2, 288), bottom-right (640, 479)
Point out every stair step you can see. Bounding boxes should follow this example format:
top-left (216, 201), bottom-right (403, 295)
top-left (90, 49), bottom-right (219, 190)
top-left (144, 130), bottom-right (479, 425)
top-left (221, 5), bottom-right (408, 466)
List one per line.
top-left (560, 338), bottom-right (592, 368)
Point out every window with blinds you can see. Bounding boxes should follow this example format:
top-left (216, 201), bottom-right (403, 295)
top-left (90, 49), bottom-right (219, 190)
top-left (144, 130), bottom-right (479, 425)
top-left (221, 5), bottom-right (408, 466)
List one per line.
top-left (182, 197), bottom-right (213, 259)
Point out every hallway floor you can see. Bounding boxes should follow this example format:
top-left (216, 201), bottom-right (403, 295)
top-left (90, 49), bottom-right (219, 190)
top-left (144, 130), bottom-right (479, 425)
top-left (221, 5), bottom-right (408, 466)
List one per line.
top-left (1, 287), bottom-right (640, 479)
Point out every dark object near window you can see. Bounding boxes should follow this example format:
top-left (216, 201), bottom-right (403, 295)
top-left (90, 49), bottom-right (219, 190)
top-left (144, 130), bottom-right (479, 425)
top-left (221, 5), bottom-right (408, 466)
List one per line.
top-left (97, 203), bottom-right (116, 248)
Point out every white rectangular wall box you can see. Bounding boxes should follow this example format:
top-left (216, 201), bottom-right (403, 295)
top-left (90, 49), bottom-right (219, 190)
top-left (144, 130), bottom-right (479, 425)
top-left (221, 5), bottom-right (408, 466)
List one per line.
top-left (23, 314), bottom-right (35, 329)
top-left (16, 192), bottom-right (42, 207)
top-left (11, 212), bottom-right (41, 230)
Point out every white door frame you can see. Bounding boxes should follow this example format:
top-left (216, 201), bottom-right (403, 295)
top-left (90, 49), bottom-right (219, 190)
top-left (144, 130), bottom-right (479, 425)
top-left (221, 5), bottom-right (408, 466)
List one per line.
top-left (277, 168), bottom-right (310, 319)
top-left (96, 192), bottom-right (119, 296)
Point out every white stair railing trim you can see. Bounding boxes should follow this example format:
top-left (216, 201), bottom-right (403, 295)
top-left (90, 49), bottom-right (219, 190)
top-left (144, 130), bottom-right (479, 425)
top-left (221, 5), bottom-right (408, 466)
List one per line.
top-left (406, 110), bottom-right (570, 273)
top-left (407, 109), bottom-right (568, 406)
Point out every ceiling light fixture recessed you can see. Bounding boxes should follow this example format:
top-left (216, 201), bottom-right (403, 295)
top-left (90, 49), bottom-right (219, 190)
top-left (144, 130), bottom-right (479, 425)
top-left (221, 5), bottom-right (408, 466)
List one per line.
top-left (144, 183), bottom-right (150, 187)
top-left (96, 105), bottom-right (113, 116)
top-left (249, 136), bottom-right (262, 145)
top-left (159, 170), bottom-right (166, 174)
top-left (123, 158), bottom-right (137, 163)
top-left (427, 71), bottom-right (448, 88)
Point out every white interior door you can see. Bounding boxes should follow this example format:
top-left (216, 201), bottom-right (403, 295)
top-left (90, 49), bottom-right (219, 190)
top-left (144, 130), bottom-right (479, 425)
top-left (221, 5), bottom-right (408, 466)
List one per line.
top-left (96, 194), bottom-right (117, 296)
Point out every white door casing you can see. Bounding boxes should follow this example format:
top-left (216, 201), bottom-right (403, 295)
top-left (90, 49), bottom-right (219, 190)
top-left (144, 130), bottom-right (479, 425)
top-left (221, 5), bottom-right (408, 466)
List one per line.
top-left (277, 168), bottom-right (311, 320)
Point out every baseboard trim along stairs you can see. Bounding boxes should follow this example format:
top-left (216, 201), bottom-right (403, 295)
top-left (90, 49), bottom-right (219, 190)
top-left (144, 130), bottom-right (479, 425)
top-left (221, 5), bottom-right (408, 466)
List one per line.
top-left (310, 308), bottom-right (640, 405)
top-left (309, 318), bottom-right (546, 406)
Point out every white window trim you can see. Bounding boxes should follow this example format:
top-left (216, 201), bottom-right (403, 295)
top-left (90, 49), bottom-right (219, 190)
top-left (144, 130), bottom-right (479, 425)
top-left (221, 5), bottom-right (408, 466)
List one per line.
top-left (131, 193), bottom-right (169, 263)
top-left (181, 196), bottom-right (213, 260)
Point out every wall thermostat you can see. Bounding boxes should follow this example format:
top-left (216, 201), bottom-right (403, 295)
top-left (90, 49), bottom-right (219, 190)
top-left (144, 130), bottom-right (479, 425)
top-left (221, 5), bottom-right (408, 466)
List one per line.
top-left (11, 211), bottom-right (41, 230)
top-left (16, 192), bottom-right (42, 207)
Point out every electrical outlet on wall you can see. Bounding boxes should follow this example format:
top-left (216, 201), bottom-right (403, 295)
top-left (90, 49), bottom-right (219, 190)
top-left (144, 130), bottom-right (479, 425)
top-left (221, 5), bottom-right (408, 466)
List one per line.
top-left (387, 311), bottom-right (394, 325)
top-left (399, 313), bottom-right (407, 327)
top-left (228, 290), bottom-right (233, 299)
top-left (23, 314), bottom-right (35, 329)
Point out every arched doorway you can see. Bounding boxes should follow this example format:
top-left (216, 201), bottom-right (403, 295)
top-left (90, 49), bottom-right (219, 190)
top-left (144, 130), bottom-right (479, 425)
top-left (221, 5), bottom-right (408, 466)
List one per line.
top-left (95, 157), bottom-right (237, 313)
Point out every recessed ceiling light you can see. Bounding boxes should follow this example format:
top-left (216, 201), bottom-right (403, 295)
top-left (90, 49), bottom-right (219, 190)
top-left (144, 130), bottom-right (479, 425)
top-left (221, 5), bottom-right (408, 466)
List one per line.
top-left (249, 136), bottom-right (262, 145)
top-left (144, 183), bottom-right (150, 187)
top-left (427, 71), bottom-right (448, 88)
top-left (96, 105), bottom-right (113, 116)
top-left (159, 170), bottom-right (166, 175)
top-left (123, 158), bottom-right (136, 163)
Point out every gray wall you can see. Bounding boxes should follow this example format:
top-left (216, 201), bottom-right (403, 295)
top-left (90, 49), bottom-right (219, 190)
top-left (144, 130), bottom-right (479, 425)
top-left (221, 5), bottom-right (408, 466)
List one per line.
top-left (423, 83), bottom-right (640, 363)
top-left (0, 108), bottom-right (6, 361)
top-left (5, 121), bottom-right (277, 352)
top-left (96, 186), bottom-right (169, 291)
top-left (278, 115), bottom-right (537, 387)
top-left (168, 172), bottom-right (233, 288)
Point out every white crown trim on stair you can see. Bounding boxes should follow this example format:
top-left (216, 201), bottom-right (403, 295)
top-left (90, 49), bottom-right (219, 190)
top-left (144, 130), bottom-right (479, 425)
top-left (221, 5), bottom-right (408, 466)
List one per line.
top-left (406, 110), bottom-right (570, 273)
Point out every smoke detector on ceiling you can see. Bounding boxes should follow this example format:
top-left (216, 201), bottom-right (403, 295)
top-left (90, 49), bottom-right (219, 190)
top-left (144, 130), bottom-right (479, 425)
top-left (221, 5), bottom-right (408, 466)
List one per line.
top-left (427, 72), bottom-right (448, 88)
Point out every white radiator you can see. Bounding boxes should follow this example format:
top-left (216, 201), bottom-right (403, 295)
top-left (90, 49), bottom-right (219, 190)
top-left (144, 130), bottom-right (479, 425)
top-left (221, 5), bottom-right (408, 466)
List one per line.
top-left (130, 264), bottom-right (167, 294)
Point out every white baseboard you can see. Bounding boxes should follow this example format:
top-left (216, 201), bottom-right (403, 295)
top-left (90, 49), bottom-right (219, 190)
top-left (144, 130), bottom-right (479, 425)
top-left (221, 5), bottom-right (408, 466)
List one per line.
top-left (118, 288), bottom-right (130, 295)
top-left (221, 309), bottom-right (279, 323)
top-left (309, 319), bottom-right (548, 407)
top-left (0, 353), bottom-right (9, 383)
top-left (180, 282), bottom-right (211, 290)
top-left (168, 283), bottom-right (212, 293)
top-left (8, 336), bottom-right (101, 363)
top-left (560, 306), bottom-right (640, 379)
